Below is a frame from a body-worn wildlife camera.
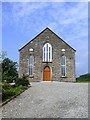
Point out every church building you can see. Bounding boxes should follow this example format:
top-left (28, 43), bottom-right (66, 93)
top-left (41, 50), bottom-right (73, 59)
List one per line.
top-left (19, 28), bottom-right (76, 82)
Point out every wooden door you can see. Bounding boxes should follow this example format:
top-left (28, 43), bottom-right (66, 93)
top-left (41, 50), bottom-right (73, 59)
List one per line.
top-left (43, 66), bottom-right (50, 81)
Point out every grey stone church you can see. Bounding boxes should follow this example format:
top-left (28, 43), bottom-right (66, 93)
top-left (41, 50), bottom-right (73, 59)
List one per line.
top-left (19, 28), bottom-right (76, 82)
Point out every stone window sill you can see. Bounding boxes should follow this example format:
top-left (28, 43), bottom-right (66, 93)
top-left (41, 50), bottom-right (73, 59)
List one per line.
top-left (29, 75), bottom-right (34, 78)
top-left (61, 76), bottom-right (67, 78)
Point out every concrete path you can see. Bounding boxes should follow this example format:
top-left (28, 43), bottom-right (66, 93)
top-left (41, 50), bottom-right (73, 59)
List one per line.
top-left (2, 81), bottom-right (88, 118)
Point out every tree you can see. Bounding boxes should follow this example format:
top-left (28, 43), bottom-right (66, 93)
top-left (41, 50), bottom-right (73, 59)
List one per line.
top-left (0, 51), bottom-right (7, 63)
top-left (2, 58), bottom-right (18, 83)
top-left (0, 51), bottom-right (7, 82)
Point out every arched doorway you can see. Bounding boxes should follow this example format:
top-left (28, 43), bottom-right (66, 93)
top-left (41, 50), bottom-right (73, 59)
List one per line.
top-left (43, 66), bottom-right (50, 81)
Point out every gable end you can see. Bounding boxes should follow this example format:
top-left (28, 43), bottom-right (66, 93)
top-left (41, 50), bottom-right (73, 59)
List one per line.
top-left (19, 27), bottom-right (76, 52)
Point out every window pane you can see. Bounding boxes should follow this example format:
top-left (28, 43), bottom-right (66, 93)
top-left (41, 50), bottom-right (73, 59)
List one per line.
top-left (29, 67), bottom-right (32, 76)
top-left (29, 66), bottom-right (33, 75)
top-left (43, 43), bottom-right (52, 62)
top-left (61, 55), bottom-right (66, 76)
top-left (44, 47), bottom-right (45, 61)
top-left (47, 44), bottom-right (48, 61)
top-left (29, 56), bottom-right (32, 64)
top-left (49, 47), bottom-right (50, 61)
top-left (30, 67), bottom-right (33, 75)
top-left (61, 56), bottom-right (65, 65)
top-left (29, 55), bottom-right (34, 75)
top-left (61, 66), bottom-right (65, 76)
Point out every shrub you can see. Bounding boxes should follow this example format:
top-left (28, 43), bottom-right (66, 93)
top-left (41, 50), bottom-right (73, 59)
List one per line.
top-left (16, 75), bottom-right (29, 86)
top-left (2, 83), bottom-right (11, 89)
top-left (2, 86), bottom-right (16, 101)
top-left (18, 85), bottom-right (27, 90)
top-left (2, 75), bottom-right (17, 83)
top-left (2, 58), bottom-right (18, 83)
top-left (2, 79), bottom-right (28, 101)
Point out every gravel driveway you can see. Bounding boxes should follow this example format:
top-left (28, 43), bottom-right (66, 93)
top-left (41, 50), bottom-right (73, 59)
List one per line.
top-left (2, 81), bottom-right (88, 118)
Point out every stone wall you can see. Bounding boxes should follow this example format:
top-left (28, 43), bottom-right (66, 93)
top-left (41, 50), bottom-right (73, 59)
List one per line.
top-left (19, 28), bottom-right (76, 82)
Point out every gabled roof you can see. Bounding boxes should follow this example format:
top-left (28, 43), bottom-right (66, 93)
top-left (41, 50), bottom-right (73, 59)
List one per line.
top-left (19, 27), bottom-right (76, 51)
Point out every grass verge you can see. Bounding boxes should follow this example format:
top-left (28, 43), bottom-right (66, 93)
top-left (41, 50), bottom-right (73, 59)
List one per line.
top-left (2, 84), bottom-right (28, 103)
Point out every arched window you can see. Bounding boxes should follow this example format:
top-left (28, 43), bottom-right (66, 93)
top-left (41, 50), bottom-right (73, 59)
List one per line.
top-left (29, 55), bottom-right (34, 76)
top-left (61, 55), bottom-right (66, 77)
top-left (43, 43), bottom-right (52, 62)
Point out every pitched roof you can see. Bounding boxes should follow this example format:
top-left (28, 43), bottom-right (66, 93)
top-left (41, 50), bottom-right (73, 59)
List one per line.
top-left (19, 27), bottom-right (76, 51)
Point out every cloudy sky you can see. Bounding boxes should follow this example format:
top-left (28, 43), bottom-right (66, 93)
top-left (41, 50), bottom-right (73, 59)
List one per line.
top-left (2, 2), bottom-right (88, 77)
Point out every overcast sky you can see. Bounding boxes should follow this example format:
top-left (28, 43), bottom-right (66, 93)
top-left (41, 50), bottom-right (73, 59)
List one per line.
top-left (2, 2), bottom-right (88, 77)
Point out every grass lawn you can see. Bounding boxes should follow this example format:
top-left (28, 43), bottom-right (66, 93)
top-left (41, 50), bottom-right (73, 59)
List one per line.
top-left (76, 79), bottom-right (90, 82)
top-left (76, 74), bottom-right (90, 82)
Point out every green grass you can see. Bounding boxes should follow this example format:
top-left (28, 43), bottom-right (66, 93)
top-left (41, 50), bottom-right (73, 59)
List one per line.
top-left (76, 73), bottom-right (90, 82)
top-left (2, 84), bottom-right (27, 102)
top-left (2, 75), bottom-right (30, 102)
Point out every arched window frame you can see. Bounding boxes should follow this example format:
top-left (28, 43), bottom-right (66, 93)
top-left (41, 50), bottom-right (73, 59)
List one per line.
top-left (28, 54), bottom-right (34, 76)
top-left (61, 55), bottom-right (66, 77)
top-left (43, 43), bottom-right (52, 62)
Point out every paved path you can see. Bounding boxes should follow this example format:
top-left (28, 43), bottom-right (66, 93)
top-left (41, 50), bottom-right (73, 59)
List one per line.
top-left (2, 81), bottom-right (88, 118)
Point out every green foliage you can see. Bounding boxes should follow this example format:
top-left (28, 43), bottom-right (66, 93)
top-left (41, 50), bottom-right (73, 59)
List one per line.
top-left (0, 71), bottom-right (2, 82)
top-left (2, 88), bottom-right (16, 101)
top-left (2, 83), bottom-right (11, 89)
top-left (1, 57), bottom-right (30, 86)
top-left (0, 51), bottom-right (7, 62)
top-left (16, 75), bottom-right (29, 86)
top-left (2, 83), bottom-right (16, 101)
top-left (76, 73), bottom-right (90, 82)
top-left (1, 58), bottom-right (29, 102)
top-left (2, 83), bottom-right (27, 101)
top-left (2, 58), bottom-right (18, 83)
